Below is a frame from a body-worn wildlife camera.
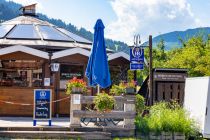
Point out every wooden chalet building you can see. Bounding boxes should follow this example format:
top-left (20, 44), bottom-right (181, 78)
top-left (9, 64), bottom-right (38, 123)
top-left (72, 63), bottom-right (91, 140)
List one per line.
top-left (0, 5), bottom-right (130, 116)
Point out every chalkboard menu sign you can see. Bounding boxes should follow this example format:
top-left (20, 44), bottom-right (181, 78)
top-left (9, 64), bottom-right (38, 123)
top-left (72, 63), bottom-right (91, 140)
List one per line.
top-left (33, 89), bottom-right (52, 126)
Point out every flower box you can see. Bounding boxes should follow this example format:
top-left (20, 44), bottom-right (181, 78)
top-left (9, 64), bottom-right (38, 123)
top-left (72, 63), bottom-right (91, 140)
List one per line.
top-left (136, 133), bottom-right (149, 140)
top-left (173, 132), bottom-right (185, 140)
top-left (161, 132), bottom-right (173, 140)
top-left (66, 77), bottom-right (87, 95)
top-left (149, 132), bottom-right (161, 140)
top-left (125, 87), bottom-right (135, 94)
top-left (72, 87), bottom-right (83, 94)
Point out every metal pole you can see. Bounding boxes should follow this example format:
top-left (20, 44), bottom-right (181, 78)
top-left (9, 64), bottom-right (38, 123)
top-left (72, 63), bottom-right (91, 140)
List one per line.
top-left (148, 35), bottom-right (153, 105)
top-left (134, 70), bottom-right (137, 92)
top-left (97, 85), bottom-right (100, 94)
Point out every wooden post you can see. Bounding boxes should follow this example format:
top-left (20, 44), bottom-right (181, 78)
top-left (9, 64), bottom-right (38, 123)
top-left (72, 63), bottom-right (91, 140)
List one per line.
top-left (148, 35), bottom-right (153, 105)
top-left (54, 71), bottom-right (60, 117)
top-left (123, 95), bottom-right (135, 128)
top-left (70, 94), bottom-right (81, 128)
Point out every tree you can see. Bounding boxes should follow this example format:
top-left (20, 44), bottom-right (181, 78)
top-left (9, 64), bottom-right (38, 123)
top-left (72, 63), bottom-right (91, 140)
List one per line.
top-left (166, 35), bottom-right (209, 76)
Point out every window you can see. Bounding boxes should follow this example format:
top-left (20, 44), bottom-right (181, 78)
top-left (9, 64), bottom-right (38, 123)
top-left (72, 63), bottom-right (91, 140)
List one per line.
top-left (57, 27), bottom-right (91, 44)
top-left (33, 73), bottom-right (38, 78)
top-left (38, 73), bottom-right (42, 79)
top-left (38, 25), bottom-right (73, 41)
top-left (0, 25), bottom-right (15, 38)
top-left (60, 65), bottom-right (84, 80)
top-left (0, 61), bottom-right (43, 87)
top-left (7, 24), bottom-right (40, 39)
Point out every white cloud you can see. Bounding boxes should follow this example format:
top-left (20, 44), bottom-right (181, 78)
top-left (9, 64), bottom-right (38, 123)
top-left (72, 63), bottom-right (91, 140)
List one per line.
top-left (106, 0), bottom-right (201, 45)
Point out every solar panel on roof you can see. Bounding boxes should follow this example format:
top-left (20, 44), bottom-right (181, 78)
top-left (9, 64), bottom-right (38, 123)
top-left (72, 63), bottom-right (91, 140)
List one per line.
top-left (56, 27), bottom-right (92, 44)
top-left (0, 25), bottom-right (15, 38)
top-left (38, 25), bottom-right (73, 41)
top-left (6, 24), bottom-right (40, 39)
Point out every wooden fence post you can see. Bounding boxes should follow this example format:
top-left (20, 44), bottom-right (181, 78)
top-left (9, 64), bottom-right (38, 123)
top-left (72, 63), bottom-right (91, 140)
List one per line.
top-left (123, 95), bottom-right (136, 128)
top-left (70, 94), bottom-right (81, 128)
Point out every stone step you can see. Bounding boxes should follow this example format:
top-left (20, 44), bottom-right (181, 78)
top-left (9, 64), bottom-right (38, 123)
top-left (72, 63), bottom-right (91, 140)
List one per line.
top-left (0, 126), bottom-right (135, 137)
top-left (0, 126), bottom-right (70, 131)
top-left (0, 131), bottom-right (111, 139)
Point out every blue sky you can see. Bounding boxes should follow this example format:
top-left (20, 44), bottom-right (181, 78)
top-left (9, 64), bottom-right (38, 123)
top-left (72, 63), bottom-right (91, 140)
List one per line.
top-left (8, 0), bottom-right (210, 45)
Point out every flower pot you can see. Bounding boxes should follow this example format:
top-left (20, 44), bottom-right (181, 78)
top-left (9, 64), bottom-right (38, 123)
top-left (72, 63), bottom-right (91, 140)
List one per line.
top-left (149, 132), bottom-right (161, 140)
top-left (161, 132), bottom-right (173, 140)
top-left (136, 133), bottom-right (149, 140)
top-left (173, 132), bottom-right (185, 140)
top-left (125, 87), bottom-right (135, 94)
top-left (71, 87), bottom-right (83, 94)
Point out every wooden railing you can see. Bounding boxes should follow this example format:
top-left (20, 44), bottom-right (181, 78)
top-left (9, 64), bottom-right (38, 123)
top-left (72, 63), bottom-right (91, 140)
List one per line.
top-left (69, 94), bottom-right (136, 129)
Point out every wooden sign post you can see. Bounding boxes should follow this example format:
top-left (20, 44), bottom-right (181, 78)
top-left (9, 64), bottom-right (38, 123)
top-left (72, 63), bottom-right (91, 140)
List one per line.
top-left (148, 35), bottom-right (153, 105)
top-left (33, 89), bottom-right (52, 126)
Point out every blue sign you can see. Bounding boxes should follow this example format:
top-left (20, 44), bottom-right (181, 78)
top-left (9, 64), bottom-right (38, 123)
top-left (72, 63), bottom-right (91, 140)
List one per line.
top-left (130, 46), bottom-right (144, 63)
top-left (33, 89), bottom-right (52, 126)
top-left (130, 63), bottom-right (144, 70)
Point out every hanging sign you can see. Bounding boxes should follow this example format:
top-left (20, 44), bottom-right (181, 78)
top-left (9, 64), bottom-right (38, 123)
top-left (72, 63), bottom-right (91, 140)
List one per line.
top-left (130, 46), bottom-right (144, 70)
top-left (130, 46), bottom-right (144, 63)
top-left (33, 89), bottom-right (52, 126)
top-left (130, 63), bottom-right (144, 70)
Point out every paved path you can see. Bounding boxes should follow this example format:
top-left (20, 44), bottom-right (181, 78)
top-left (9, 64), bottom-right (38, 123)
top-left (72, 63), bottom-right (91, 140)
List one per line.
top-left (0, 117), bottom-right (70, 127)
top-left (0, 117), bottom-right (123, 128)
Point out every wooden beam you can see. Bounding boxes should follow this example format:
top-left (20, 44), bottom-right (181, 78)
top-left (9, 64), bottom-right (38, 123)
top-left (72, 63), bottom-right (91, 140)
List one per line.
top-left (73, 110), bottom-right (136, 119)
top-left (81, 96), bottom-right (135, 104)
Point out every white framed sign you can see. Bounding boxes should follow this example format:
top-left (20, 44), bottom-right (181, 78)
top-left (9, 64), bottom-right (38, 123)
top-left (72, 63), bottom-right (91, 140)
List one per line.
top-left (44, 78), bottom-right (50, 86)
top-left (73, 94), bottom-right (81, 104)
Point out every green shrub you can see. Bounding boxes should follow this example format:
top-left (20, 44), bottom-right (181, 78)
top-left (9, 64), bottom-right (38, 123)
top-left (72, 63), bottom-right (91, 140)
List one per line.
top-left (135, 115), bottom-right (149, 135)
top-left (93, 93), bottom-right (116, 112)
top-left (135, 101), bottom-right (200, 137)
top-left (110, 83), bottom-right (126, 95)
top-left (127, 70), bottom-right (134, 82)
top-left (135, 94), bottom-right (145, 115)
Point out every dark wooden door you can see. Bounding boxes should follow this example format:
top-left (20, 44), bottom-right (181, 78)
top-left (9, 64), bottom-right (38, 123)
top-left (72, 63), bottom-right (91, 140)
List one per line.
top-left (155, 82), bottom-right (185, 104)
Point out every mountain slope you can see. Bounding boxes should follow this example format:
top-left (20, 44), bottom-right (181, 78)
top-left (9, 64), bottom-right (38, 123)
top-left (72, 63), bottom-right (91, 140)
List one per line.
top-left (152, 27), bottom-right (210, 50)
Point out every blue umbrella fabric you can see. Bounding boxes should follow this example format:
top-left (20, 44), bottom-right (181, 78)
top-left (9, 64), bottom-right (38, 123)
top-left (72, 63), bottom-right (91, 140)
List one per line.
top-left (85, 19), bottom-right (111, 88)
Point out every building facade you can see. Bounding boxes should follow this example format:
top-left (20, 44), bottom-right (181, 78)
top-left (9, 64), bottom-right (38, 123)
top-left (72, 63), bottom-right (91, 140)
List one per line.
top-left (0, 10), bottom-right (130, 116)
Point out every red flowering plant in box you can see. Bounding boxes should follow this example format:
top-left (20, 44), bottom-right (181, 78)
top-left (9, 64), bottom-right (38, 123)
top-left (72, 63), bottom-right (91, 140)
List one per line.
top-left (110, 80), bottom-right (137, 95)
top-left (124, 80), bottom-right (137, 94)
top-left (66, 77), bottom-right (87, 94)
top-left (125, 80), bottom-right (136, 88)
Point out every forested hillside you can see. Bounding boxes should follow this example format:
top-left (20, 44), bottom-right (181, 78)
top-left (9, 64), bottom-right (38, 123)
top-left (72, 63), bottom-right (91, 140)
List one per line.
top-left (0, 0), bottom-right (129, 53)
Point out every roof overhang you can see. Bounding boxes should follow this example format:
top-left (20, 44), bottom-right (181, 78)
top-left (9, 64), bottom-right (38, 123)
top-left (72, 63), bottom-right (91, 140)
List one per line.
top-left (108, 52), bottom-right (129, 61)
top-left (52, 47), bottom-right (90, 60)
top-left (0, 45), bottom-right (49, 59)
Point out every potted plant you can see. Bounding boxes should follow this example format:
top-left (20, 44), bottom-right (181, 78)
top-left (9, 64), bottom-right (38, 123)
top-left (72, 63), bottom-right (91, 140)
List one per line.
top-left (93, 93), bottom-right (116, 112)
top-left (66, 77), bottom-right (87, 94)
top-left (110, 82), bottom-right (126, 95)
top-left (135, 94), bottom-right (145, 115)
top-left (125, 80), bottom-right (136, 94)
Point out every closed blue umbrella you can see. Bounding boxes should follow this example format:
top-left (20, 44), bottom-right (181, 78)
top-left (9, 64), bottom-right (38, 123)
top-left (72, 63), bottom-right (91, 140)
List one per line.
top-left (85, 19), bottom-right (111, 89)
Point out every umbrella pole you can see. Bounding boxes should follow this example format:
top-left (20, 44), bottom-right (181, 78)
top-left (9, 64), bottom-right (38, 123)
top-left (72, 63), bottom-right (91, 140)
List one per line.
top-left (97, 85), bottom-right (100, 94)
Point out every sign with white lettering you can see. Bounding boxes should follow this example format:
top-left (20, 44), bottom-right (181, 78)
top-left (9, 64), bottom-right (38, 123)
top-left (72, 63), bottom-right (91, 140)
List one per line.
top-left (130, 63), bottom-right (144, 70)
top-left (33, 89), bottom-right (52, 123)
